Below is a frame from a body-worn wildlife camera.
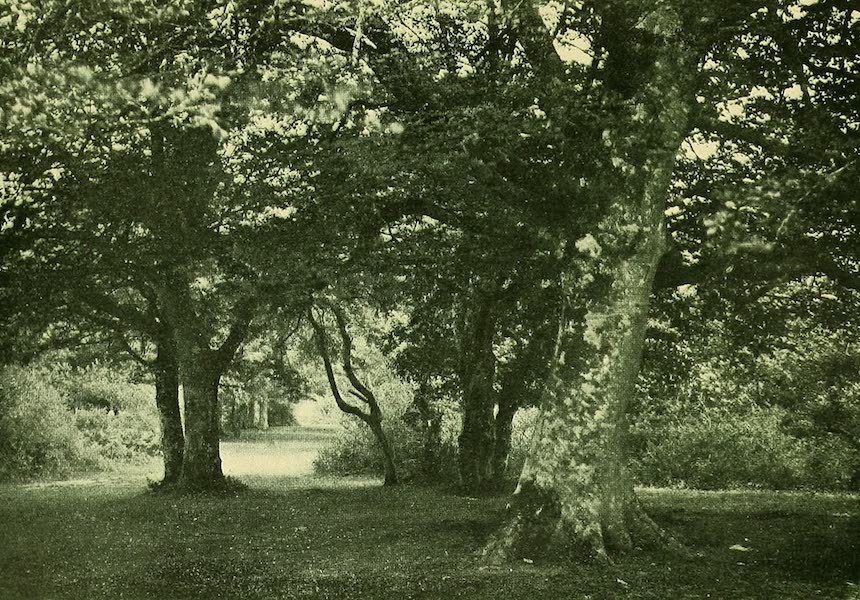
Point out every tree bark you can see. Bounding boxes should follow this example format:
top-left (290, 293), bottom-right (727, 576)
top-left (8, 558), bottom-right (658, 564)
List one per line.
top-left (457, 295), bottom-right (498, 495)
top-left (159, 282), bottom-right (226, 489)
top-left (153, 335), bottom-right (184, 484)
top-left (252, 397), bottom-right (270, 430)
top-left (370, 418), bottom-right (399, 486)
top-left (490, 393), bottom-right (518, 489)
top-left (485, 5), bottom-right (696, 561)
top-left (179, 362), bottom-right (224, 488)
top-left (156, 278), bottom-right (254, 490)
top-left (414, 381), bottom-right (443, 482)
top-left (485, 208), bottom-right (678, 561)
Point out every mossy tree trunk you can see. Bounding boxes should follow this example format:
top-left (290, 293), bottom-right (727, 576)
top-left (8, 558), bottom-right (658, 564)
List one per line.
top-left (179, 360), bottom-right (224, 488)
top-left (484, 225), bottom-right (675, 560)
top-left (414, 381), bottom-right (444, 482)
top-left (157, 276), bottom-right (255, 491)
top-left (485, 4), bottom-right (696, 561)
top-left (490, 392), bottom-right (518, 489)
top-left (457, 294), bottom-right (499, 495)
top-left (153, 331), bottom-right (184, 484)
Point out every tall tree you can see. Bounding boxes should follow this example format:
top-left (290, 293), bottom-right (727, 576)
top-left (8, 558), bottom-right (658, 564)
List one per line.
top-left (0, 1), bottom-right (342, 489)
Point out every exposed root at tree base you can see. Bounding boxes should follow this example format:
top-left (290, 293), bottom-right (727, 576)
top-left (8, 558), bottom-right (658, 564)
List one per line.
top-left (483, 499), bottom-right (688, 565)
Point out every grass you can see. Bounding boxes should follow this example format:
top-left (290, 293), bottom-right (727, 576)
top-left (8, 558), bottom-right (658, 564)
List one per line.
top-left (0, 429), bottom-right (857, 599)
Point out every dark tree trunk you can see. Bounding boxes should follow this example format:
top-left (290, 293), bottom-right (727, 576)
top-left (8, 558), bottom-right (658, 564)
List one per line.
top-left (179, 362), bottom-right (224, 488)
top-left (457, 296), bottom-right (498, 495)
top-left (153, 337), bottom-right (184, 484)
top-left (156, 279), bottom-right (254, 491)
top-left (414, 382), bottom-right (443, 482)
top-left (490, 393), bottom-right (518, 489)
top-left (370, 418), bottom-right (399, 486)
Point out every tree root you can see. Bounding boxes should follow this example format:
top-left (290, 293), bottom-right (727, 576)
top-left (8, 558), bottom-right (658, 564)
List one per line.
top-left (483, 494), bottom-right (688, 564)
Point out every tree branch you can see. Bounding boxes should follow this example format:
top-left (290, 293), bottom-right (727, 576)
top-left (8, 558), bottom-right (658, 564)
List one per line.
top-left (501, 0), bottom-right (565, 78)
top-left (330, 304), bottom-right (379, 415)
top-left (114, 331), bottom-right (154, 367)
top-left (77, 289), bottom-right (159, 336)
top-left (307, 307), bottom-right (370, 422)
top-left (215, 295), bottom-right (258, 371)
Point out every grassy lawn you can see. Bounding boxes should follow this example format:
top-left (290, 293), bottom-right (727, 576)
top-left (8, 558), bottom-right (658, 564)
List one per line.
top-left (0, 430), bottom-right (856, 599)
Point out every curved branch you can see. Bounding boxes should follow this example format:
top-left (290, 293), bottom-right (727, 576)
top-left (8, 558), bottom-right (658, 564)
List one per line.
top-left (330, 305), bottom-right (379, 415)
top-left (307, 307), bottom-right (370, 422)
top-left (114, 332), bottom-right (154, 367)
top-left (215, 295), bottom-right (258, 371)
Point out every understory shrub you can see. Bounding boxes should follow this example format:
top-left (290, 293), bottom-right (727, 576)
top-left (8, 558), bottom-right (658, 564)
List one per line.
top-left (73, 403), bottom-right (160, 463)
top-left (60, 366), bottom-right (161, 464)
top-left (630, 405), bottom-right (858, 491)
top-left (314, 398), bottom-right (539, 484)
top-left (0, 364), bottom-right (161, 482)
top-left (313, 364), bottom-right (462, 482)
top-left (314, 411), bottom-right (459, 482)
top-left (0, 366), bottom-right (94, 481)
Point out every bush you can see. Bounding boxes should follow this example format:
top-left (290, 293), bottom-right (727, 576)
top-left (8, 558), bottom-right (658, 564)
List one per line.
top-left (0, 364), bottom-right (162, 482)
top-left (314, 397), bottom-right (539, 485)
top-left (632, 325), bottom-right (860, 492)
top-left (632, 407), bottom-right (804, 490)
top-left (58, 366), bottom-right (161, 464)
top-left (74, 403), bottom-right (160, 464)
top-left (0, 366), bottom-right (94, 481)
top-left (630, 404), bottom-right (859, 491)
top-left (268, 400), bottom-right (297, 427)
top-left (312, 360), bottom-right (465, 482)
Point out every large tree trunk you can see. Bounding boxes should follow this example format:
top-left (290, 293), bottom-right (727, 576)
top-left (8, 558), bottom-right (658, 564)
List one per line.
top-left (156, 278), bottom-right (253, 491)
top-left (490, 393), bottom-right (518, 490)
top-left (485, 229), bottom-right (671, 560)
top-left (153, 336), bottom-right (184, 484)
top-left (485, 6), bottom-right (695, 560)
top-left (457, 296), bottom-right (499, 495)
top-left (179, 361), bottom-right (224, 488)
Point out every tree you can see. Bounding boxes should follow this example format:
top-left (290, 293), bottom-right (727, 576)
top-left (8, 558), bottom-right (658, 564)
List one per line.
top-left (480, 0), bottom-right (858, 561)
top-left (0, 1), bottom-right (359, 489)
top-left (308, 303), bottom-right (399, 485)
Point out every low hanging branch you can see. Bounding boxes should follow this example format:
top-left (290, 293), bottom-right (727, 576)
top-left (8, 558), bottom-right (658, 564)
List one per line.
top-left (308, 305), bottom-right (399, 485)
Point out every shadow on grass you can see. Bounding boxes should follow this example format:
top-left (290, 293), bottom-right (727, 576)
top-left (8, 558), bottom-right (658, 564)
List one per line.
top-left (0, 479), bottom-right (856, 600)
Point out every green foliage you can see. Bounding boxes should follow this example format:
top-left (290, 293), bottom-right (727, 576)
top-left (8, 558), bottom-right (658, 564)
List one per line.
top-left (633, 407), bottom-right (809, 490)
top-left (0, 365), bottom-right (93, 481)
top-left (314, 397), bottom-right (540, 484)
top-left (0, 364), bottom-right (160, 481)
top-left (313, 410), bottom-right (458, 482)
top-left (53, 364), bottom-right (149, 412)
top-left (312, 353), bottom-right (461, 481)
top-left (268, 401), bottom-right (297, 427)
top-left (633, 311), bottom-right (860, 491)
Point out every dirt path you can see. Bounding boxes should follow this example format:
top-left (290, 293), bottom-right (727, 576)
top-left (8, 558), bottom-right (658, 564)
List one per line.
top-left (221, 426), bottom-right (339, 478)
